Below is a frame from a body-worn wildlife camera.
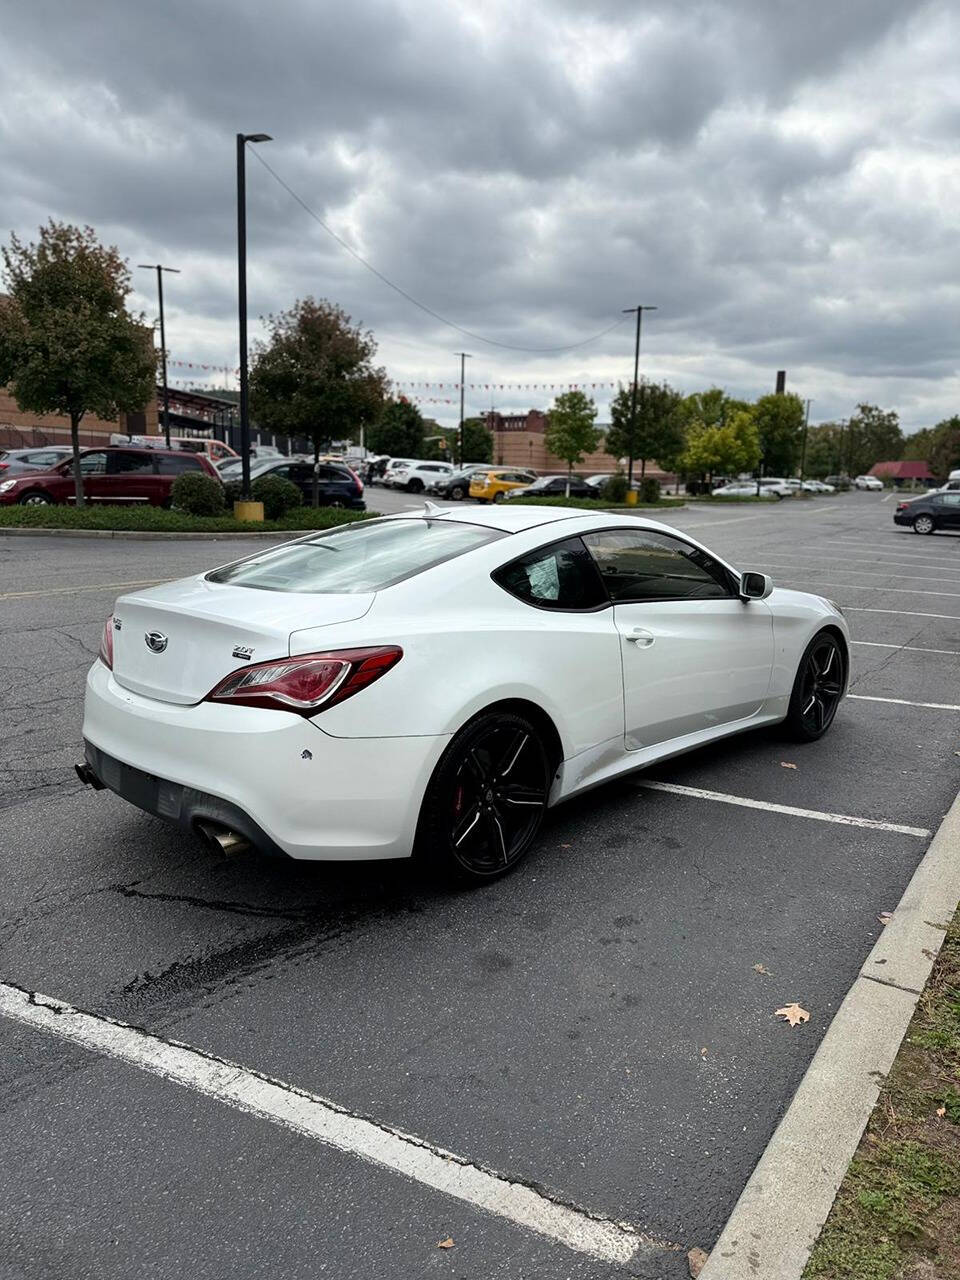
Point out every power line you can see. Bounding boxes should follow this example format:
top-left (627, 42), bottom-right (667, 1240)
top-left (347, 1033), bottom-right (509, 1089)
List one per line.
top-left (247, 146), bottom-right (629, 354)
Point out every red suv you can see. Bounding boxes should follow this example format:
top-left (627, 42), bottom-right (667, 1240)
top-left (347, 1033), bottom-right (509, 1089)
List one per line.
top-left (0, 447), bottom-right (220, 507)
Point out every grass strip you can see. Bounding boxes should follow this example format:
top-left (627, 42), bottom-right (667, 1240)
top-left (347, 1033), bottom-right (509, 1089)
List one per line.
top-left (0, 505), bottom-right (377, 534)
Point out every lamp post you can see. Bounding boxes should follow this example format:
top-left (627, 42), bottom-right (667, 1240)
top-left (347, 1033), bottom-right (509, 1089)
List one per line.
top-left (236, 131), bottom-right (272, 501)
top-left (799, 398), bottom-right (811, 484)
top-left (622, 304), bottom-right (657, 487)
top-left (138, 264), bottom-right (180, 448)
top-left (455, 352), bottom-right (471, 467)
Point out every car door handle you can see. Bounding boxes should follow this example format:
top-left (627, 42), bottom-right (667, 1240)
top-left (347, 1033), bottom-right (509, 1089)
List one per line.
top-left (625, 628), bottom-right (655, 647)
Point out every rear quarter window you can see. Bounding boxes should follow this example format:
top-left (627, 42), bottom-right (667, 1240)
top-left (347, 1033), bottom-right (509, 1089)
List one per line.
top-left (492, 537), bottom-right (608, 611)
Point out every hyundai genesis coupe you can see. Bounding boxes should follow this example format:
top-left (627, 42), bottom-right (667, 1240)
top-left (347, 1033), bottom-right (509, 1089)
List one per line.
top-left (79, 505), bottom-right (849, 882)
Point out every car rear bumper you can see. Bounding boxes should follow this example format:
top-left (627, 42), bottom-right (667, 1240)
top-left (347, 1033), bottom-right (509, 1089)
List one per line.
top-left (893, 513), bottom-right (914, 525)
top-left (82, 661), bottom-right (449, 861)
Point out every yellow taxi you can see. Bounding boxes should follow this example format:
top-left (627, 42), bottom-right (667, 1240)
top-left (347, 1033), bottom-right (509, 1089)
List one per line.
top-left (468, 468), bottom-right (536, 502)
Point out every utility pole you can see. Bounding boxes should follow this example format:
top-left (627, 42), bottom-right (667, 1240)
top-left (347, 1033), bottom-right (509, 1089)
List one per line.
top-left (455, 352), bottom-right (471, 467)
top-left (138, 263), bottom-right (180, 448)
top-left (800, 398), bottom-right (811, 484)
top-left (236, 131), bottom-right (272, 501)
top-left (622, 305), bottom-right (657, 486)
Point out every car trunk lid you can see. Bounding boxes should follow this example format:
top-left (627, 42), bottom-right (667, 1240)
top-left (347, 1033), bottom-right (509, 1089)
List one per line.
top-left (111, 577), bottom-right (375, 705)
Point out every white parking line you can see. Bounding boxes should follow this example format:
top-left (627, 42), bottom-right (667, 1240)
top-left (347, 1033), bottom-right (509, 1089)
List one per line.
top-left (0, 981), bottom-right (657, 1265)
top-left (777, 581), bottom-right (960, 599)
top-left (852, 640), bottom-right (960, 657)
top-left (636, 781), bottom-right (931, 838)
top-left (761, 561), bottom-right (960, 585)
top-left (843, 607), bottom-right (960, 621)
top-left (848, 694), bottom-right (960, 712)
top-left (0, 579), bottom-right (164, 601)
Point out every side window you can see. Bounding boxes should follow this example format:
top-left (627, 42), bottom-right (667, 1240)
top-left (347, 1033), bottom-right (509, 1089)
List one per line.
top-left (492, 537), bottom-right (608, 611)
top-left (157, 455), bottom-right (202, 474)
top-left (108, 451), bottom-right (154, 475)
top-left (941, 494), bottom-right (960, 507)
top-left (78, 452), bottom-right (108, 475)
top-left (583, 529), bottom-right (732, 602)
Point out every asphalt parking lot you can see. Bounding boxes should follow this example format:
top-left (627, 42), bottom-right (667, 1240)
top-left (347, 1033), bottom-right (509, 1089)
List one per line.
top-left (1, 492), bottom-right (958, 1279)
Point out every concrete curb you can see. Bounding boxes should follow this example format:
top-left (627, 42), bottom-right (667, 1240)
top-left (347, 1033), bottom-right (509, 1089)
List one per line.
top-left (700, 787), bottom-right (960, 1280)
top-left (0, 527), bottom-right (325, 541)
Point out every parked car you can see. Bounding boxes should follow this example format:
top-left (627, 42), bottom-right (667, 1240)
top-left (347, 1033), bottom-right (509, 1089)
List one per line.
top-left (427, 464), bottom-right (492, 501)
top-left (469, 468), bottom-right (538, 502)
top-left (803, 480), bottom-right (836, 493)
top-left (503, 475), bottom-right (596, 501)
top-left (0, 447), bottom-right (219, 506)
top-left (0, 446), bottom-right (73, 477)
top-left (375, 458), bottom-right (418, 486)
top-left (79, 506), bottom-right (849, 881)
top-left (893, 491), bottom-right (960, 535)
top-left (111, 434), bottom-right (238, 463)
top-left (853, 475), bottom-right (884, 491)
top-left (384, 461), bottom-right (454, 493)
top-left (711, 483), bottom-right (779, 500)
top-left (240, 457), bottom-right (365, 509)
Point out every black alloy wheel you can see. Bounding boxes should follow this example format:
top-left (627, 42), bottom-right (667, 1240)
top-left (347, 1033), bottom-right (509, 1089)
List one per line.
top-left (449, 485), bottom-right (465, 500)
top-left (785, 631), bottom-right (845, 742)
top-left (407, 478), bottom-right (424, 493)
top-left (492, 490), bottom-right (505, 503)
top-left (418, 712), bottom-right (551, 882)
top-left (913, 513), bottom-right (935, 535)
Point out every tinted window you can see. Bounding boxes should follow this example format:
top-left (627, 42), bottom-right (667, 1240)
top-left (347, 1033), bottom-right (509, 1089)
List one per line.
top-left (208, 518), bottom-right (504, 594)
top-left (156, 455), bottom-right (203, 474)
top-left (583, 529), bottom-right (732, 602)
top-left (109, 451), bottom-right (155, 474)
top-left (493, 537), bottom-right (607, 611)
top-left (940, 494), bottom-right (960, 507)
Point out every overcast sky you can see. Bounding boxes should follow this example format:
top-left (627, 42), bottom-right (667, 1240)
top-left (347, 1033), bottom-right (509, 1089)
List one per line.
top-left (1, 0), bottom-right (957, 432)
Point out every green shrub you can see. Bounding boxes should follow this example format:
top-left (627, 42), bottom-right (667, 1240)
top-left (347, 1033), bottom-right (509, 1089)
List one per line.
top-left (0, 504), bottom-right (376, 534)
top-left (602, 471), bottom-right (629, 503)
top-left (640, 476), bottom-right (661, 503)
top-left (251, 474), bottom-right (302, 520)
top-left (171, 473), bottom-right (226, 516)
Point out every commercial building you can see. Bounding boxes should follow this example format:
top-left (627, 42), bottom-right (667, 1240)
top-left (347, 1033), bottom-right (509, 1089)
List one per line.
top-left (0, 385), bottom-right (158, 452)
top-left (484, 409), bottom-right (675, 483)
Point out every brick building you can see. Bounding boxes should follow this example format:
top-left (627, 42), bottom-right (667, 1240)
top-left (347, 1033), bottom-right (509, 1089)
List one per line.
top-left (484, 409), bottom-right (675, 483)
top-left (0, 385), bottom-right (159, 451)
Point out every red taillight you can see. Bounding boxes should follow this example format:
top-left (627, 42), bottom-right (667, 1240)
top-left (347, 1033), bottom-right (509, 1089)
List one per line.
top-left (204, 646), bottom-right (402, 714)
top-left (99, 615), bottom-right (114, 669)
top-left (896, 502), bottom-right (908, 511)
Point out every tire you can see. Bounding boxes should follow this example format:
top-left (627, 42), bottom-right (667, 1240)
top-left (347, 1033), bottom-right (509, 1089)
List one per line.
top-left (492, 490), bottom-right (505, 503)
top-left (18, 490), bottom-right (53, 505)
top-left (416, 710), bottom-right (551, 884)
top-left (913, 514), bottom-right (935, 535)
top-left (449, 486), bottom-right (465, 501)
top-left (784, 631), bottom-right (846, 742)
top-left (328, 498), bottom-right (344, 509)
top-left (407, 478), bottom-right (424, 493)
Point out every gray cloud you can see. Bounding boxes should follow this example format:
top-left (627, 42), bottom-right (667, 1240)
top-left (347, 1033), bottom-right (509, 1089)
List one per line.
top-left (0, 0), bottom-right (956, 431)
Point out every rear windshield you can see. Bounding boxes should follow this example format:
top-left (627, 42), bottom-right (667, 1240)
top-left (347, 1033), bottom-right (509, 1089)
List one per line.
top-left (207, 518), bottom-right (504, 594)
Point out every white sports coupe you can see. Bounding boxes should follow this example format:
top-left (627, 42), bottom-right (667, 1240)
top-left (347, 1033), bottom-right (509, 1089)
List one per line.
top-left (79, 505), bottom-right (849, 882)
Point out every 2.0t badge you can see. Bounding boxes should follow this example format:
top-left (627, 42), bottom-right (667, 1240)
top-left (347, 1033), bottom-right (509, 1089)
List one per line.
top-left (144, 631), bottom-right (168, 653)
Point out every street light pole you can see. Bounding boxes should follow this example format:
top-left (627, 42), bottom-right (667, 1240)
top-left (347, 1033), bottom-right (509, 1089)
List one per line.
top-left (236, 131), bottom-right (272, 501)
top-left (799, 398), bottom-right (811, 484)
top-left (138, 263), bottom-right (180, 449)
top-left (622, 305), bottom-right (657, 487)
top-left (455, 352), bottom-right (471, 466)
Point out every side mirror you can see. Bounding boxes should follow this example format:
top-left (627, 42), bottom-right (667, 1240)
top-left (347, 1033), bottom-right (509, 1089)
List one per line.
top-left (739, 571), bottom-right (773, 601)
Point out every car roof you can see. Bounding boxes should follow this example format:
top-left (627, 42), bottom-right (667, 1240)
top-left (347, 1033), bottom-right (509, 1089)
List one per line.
top-left (383, 502), bottom-right (686, 536)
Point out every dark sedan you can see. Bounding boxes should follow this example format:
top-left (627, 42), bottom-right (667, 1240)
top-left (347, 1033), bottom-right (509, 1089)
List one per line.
top-left (246, 458), bottom-right (365, 509)
top-left (427, 465), bottom-right (491, 501)
top-left (894, 491), bottom-right (960, 534)
top-left (503, 474), bottom-right (597, 501)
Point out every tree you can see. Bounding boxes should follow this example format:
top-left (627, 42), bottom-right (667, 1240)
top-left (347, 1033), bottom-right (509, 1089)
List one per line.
top-left (421, 416), bottom-right (492, 464)
top-left (367, 397), bottom-right (424, 458)
top-left (803, 423), bottom-right (843, 478)
top-left (753, 392), bottom-right (805, 476)
top-left (0, 221), bottom-right (156, 506)
top-left (843, 403), bottom-right (903, 476)
top-left (902, 416), bottom-right (960, 479)
top-left (544, 390), bottom-right (600, 495)
top-left (680, 410), bottom-right (761, 483)
top-left (605, 379), bottom-right (683, 480)
top-left (250, 298), bottom-right (387, 506)
top-left (460, 417), bottom-right (493, 464)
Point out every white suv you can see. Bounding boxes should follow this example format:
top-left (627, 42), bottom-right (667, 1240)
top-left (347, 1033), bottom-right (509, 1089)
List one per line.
top-left (853, 475), bottom-right (884, 491)
top-left (385, 461), bottom-right (454, 493)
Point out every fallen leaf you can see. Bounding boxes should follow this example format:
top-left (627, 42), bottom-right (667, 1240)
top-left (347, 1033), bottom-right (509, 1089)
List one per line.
top-left (687, 1245), bottom-right (710, 1277)
top-left (877, 912), bottom-right (894, 926)
top-left (775, 1003), bottom-right (810, 1027)
top-left (780, 761), bottom-right (798, 770)
top-left (560, 843), bottom-right (571, 849)
top-left (700, 1047), bottom-right (708, 1057)
top-left (936, 1106), bottom-right (946, 1118)
top-left (753, 963), bottom-right (770, 975)
top-left (437, 1237), bottom-right (455, 1249)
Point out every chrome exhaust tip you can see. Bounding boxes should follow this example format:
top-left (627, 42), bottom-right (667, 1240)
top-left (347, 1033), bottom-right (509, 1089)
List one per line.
top-left (195, 821), bottom-right (252, 858)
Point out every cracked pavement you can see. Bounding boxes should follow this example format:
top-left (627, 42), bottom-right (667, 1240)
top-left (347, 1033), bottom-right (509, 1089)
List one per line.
top-left (1, 499), bottom-right (958, 1279)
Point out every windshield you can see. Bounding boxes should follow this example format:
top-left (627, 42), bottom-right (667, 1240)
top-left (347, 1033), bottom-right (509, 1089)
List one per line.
top-left (207, 518), bottom-right (505, 594)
